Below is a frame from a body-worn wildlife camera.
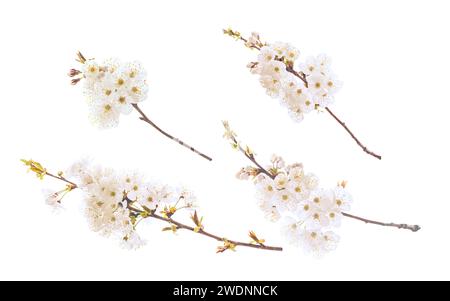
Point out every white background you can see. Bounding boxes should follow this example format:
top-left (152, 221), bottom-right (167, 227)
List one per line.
top-left (1, 0), bottom-right (449, 281)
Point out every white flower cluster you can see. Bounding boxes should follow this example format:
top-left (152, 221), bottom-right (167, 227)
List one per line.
top-left (58, 159), bottom-right (196, 249)
top-left (249, 42), bottom-right (342, 122)
top-left (81, 58), bottom-right (148, 128)
top-left (238, 155), bottom-right (352, 255)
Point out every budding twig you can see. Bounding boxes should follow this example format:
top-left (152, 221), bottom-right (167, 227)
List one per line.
top-left (45, 171), bottom-right (78, 188)
top-left (149, 211), bottom-right (282, 252)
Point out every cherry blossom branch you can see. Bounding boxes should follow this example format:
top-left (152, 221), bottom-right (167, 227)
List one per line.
top-left (45, 171), bottom-right (78, 188)
top-left (342, 212), bottom-right (420, 232)
top-left (36, 162), bottom-right (282, 252)
top-left (21, 159), bottom-right (78, 188)
top-left (234, 140), bottom-right (274, 179)
top-left (224, 29), bottom-right (382, 160)
top-left (70, 52), bottom-right (212, 162)
top-left (132, 104), bottom-right (212, 161)
top-left (127, 204), bottom-right (282, 252)
top-left (223, 124), bottom-right (420, 232)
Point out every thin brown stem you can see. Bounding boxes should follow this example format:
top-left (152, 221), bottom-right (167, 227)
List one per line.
top-left (229, 135), bottom-right (275, 179)
top-left (240, 147), bottom-right (274, 180)
top-left (45, 172), bottom-right (78, 188)
top-left (132, 104), bottom-right (212, 161)
top-left (285, 65), bottom-right (308, 87)
top-left (324, 108), bottom-right (382, 160)
top-left (238, 36), bottom-right (261, 50)
top-left (342, 212), bottom-right (420, 232)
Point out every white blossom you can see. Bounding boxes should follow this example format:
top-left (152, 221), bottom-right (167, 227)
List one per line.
top-left (248, 42), bottom-right (342, 122)
top-left (60, 160), bottom-right (197, 248)
top-left (299, 229), bottom-right (340, 256)
top-left (42, 189), bottom-right (64, 212)
top-left (77, 57), bottom-right (149, 129)
top-left (120, 231), bottom-right (146, 250)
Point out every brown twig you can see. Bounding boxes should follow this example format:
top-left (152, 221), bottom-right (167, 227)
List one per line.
top-left (45, 172), bottom-right (78, 188)
top-left (240, 147), bottom-right (274, 179)
top-left (132, 104), bottom-right (212, 161)
top-left (324, 107), bottom-right (381, 160)
top-left (342, 212), bottom-right (420, 232)
top-left (228, 134), bottom-right (274, 179)
top-left (128, 200), bottom-right (281, 252)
